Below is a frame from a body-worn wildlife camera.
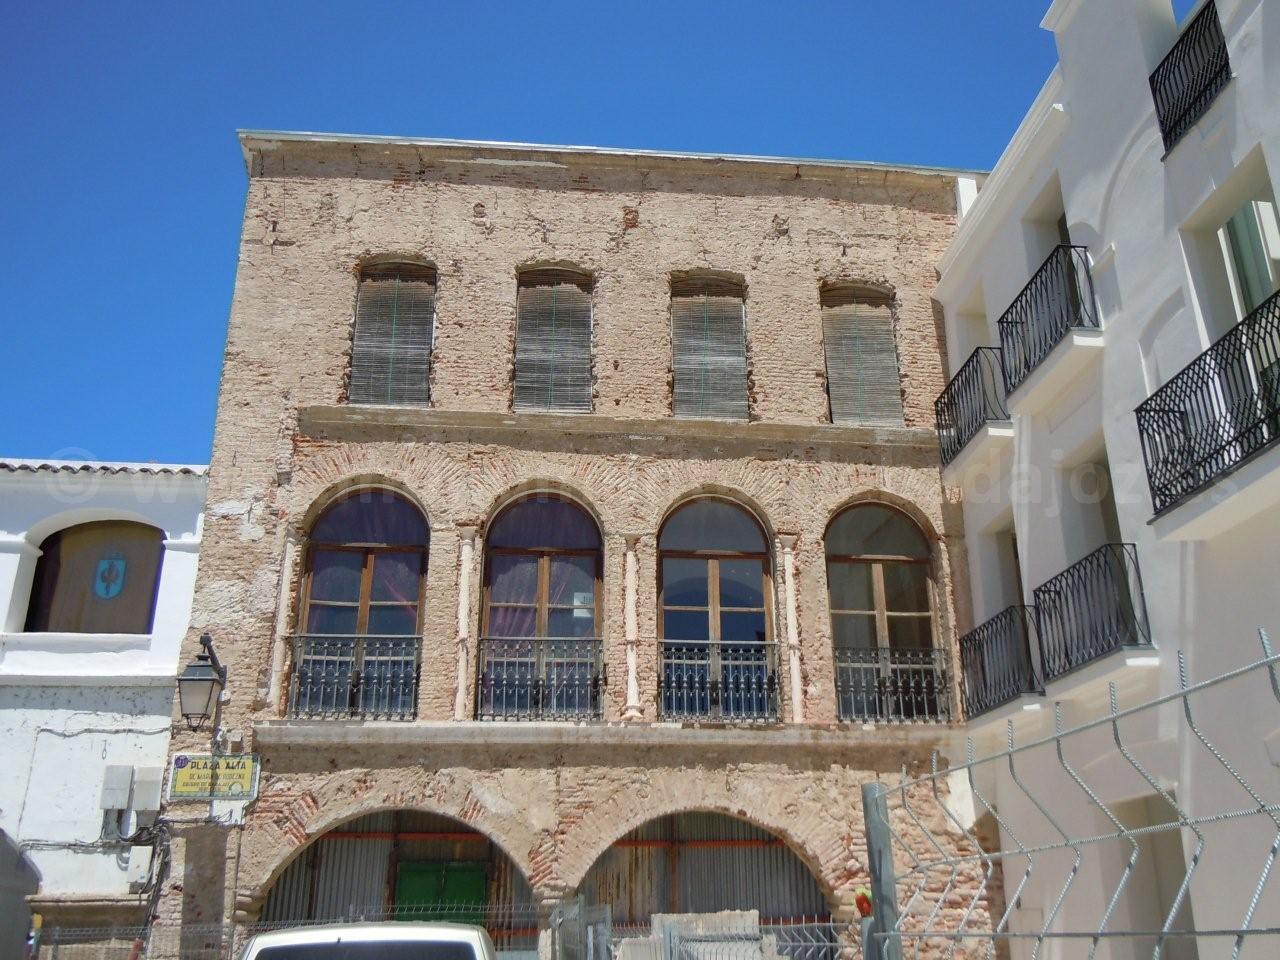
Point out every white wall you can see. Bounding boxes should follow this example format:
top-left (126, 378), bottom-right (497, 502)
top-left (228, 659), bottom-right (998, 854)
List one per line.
top-left (938, 0), bottom-right (1280, 955)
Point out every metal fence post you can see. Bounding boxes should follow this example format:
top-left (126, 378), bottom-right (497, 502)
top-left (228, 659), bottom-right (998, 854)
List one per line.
top-left (862, 781), bottom-right (901, 960)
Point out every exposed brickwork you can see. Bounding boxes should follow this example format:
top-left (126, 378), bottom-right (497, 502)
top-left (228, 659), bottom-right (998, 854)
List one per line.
top-left (157, 135), bottom-right (984, 943)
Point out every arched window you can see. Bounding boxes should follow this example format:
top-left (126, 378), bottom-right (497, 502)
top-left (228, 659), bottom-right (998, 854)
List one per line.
top-left (658, 499), bottom-right (775, 720)
top-left (292, 489), bottom-right (429, 719)
top-left (348, 262), bottom-right (436, 406)
top-left (670, 276), bottom-right (749, 420)
top-left (25, 521), bottom-right (164, 634)
top-left (479, 495), bottom-right (602, 720)
top-left (825, 504), bottom-right (944, 721)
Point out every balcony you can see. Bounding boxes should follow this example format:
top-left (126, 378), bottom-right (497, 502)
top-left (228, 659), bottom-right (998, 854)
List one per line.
top-left (959, 606), bottom-right (1042, 720)
top-left (1032, 544), bottom-right (1152, 685)
top-left (1136, 287), bottom-right (1280, 524)
top-left (998, 244), bottom-right (1101, 406)
top-left (477, 637), bottom-right (603, 721)
top-left (659, 640), bottom-right (778, 722)
top-left (833, 647), bottom-right (950, 724)
top-left (1150, 0), bottom-right (1230, 154)
top-left (935, 346), bottom-right (1013, 477)
top-left (288, 634), bottom-right (421, 720)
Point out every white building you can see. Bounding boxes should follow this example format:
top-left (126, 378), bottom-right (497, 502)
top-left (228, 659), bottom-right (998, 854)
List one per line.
top-left (935, 0), bottom-right (1280, 956)
top-left (0, 459), bottom-right (206, 956)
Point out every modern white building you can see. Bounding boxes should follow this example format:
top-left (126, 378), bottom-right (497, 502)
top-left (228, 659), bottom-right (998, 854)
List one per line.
top-left (0, 459), bottom-right (206, 956)
top-left (934, 0), bottom-right (1280, 956)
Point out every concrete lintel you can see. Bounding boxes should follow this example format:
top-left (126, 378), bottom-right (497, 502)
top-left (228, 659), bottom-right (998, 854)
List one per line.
top-left (941, 421), bottom-right (1016, 489)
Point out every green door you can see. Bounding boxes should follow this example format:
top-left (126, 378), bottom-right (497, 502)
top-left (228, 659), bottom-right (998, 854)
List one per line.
top-left (395, 862), bottom-right (487, 923)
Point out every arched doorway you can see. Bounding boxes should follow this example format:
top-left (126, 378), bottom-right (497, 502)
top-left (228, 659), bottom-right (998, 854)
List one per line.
top-left (259, 810), bottom-right (537, 948)
top-left (576, 812), bottom-right (827, 927)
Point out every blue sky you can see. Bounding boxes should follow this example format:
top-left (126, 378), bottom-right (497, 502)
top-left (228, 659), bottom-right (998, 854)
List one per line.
top-left (0, 1), bottom-right (1070, 464)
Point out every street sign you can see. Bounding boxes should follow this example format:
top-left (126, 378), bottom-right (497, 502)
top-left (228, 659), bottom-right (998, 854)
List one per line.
top-left (168, 753), bottom-right (260, 802)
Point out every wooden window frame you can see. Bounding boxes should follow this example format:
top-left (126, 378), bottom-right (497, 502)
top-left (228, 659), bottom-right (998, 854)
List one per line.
top-left (481, 544), bottom-right (604, 640)
top-left (824, 552), bottom-right (935, 652)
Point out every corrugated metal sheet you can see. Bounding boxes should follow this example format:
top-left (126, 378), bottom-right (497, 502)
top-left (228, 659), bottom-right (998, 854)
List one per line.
top-left (580, 813), bottom-right (826, 924)
top-left (259, 810), bottom-right (535, 923)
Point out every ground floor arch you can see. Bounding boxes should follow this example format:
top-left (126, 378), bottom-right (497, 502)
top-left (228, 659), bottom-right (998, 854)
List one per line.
top-left (576, 811), bottom-right (830, 927)
top-left (258, 809), bottom-right (538, 948)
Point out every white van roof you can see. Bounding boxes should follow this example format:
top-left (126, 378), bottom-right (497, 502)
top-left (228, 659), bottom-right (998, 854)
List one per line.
top-left (243, 922), bottom-right (493, 956)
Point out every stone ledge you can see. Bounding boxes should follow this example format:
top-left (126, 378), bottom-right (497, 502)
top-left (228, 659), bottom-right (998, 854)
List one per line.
top-left (297, 405), bottom-right (940, 458)
top-left (253, 718), bottom-right (955, 751)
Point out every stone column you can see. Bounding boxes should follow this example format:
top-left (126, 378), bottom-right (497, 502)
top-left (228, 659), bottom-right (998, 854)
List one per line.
top-left (622, 534), bottom-right (643, 720)
top-left (454, 525), bottom-right (478, 721)
top-left (778, 534), bottom-right (805, 723)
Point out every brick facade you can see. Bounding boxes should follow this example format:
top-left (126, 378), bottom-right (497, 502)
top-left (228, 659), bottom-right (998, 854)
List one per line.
top-left (156, 134), bottom-right (985, 946)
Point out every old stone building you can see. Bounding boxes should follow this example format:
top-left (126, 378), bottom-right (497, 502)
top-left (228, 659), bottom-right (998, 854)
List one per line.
top-left (157, 131), bottom-right (989, 952)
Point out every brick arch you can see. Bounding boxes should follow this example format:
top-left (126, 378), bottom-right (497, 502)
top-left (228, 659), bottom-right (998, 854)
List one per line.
top-left (822, 488), bottom-right (943, 546)
top-left (654, 484), bottom-right (779, 545)
top-left (466, 459), bottom-right (638, 535)
top-left (239, 791), bottom-right (543, 916)
top-left (630, 462), bottom-right (791, 534)
top-left (478, 479), bottom-right (605, 541)
top-left (556, 780), bottom-right (854, 903)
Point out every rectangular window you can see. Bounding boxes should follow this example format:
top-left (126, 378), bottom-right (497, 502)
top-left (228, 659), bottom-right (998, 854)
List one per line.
top-left (513, 269), bottom-right (594, 413)
top-left (670, 277), bottom-right (749, 420)
top-left (821, 287), bottom-right (904, 426)
top-left (349, 263), bottom-right (436, 406)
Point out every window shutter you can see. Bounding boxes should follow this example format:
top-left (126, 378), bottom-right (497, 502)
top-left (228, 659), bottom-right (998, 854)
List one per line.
top-left (670, 278), bottom-right (749, 420)
top-left (513, 270), bottom-right (593, 413)
top-left (349, 264), bottom-right (436, 406)
top-left (822, 291), bottom-right (904, 426)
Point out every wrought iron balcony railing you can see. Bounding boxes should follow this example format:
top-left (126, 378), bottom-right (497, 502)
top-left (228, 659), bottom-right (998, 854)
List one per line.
top-left (1150, 0), bottom-right (1230, 153)
top-left (1032, 544), bottom-right (1152, 685)
top-left (477, 637), bottom-right (603, 721)
top-left (659, 639), bottom-right (779, 721)
top-left (288, 634), bottom-right (421, 720)
top-left (1135, 287), bottom-right (1280, 515)
top-left (959, 606), bottom-right (1041, 719)
top-left (998, 244), bottom-right (1099, 393)
top-left (834, 647), bottom-right (950, 723)
top-left (935, 346), bottom-right (1011, 466)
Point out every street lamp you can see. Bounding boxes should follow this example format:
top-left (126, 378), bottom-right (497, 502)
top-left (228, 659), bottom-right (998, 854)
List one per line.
top-left (177, 633), bottom-right (227, 731)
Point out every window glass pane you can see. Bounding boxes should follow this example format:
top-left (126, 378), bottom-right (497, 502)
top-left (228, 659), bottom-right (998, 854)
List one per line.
top-left (312, 491), bottom-right (428, 546)
top-left (719, 558), bottom-right (764, 608)
top-left (721, 610), bottom-right (767, 643)
top-left (371, 552), bottom-right (422, 603)
top-left (305, 604), bottom-right (359, 635)
top-left (888, 615), bottom-right (933, 650)
top-left (832, 613), bottom-right (876, 649)
top-left (662, 557), bottom-right (709, 607)
top-left (367, 604), bottom-right (418, 635)
top-left (826, 505), bottom-right (928, 558)
top-left (549, 607), bottom-right (595, 637)
top-left (549, 555), bottom-right (595, 606)
top-left (659, 500), bottom-right (765, 553)
top-left (662, 609), bottom-right (710, 642)
top-left (488, 498), bottom-right (600, 549)
top-left (883, 563), bottom-right (929, 612)
top-left (488, 555), bottom-right (539, 603)
top-left (827, 561), bottom-right (874, 611)
top-left (310, 551), bottom-right (364, 602)
top-left (488, 605), bottom-right (537, 637)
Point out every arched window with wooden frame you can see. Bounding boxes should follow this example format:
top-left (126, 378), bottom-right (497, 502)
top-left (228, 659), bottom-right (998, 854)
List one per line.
top-left (348, 261), bottom-right (437, 406)
top-left (658, 498), bottom-right (776, 721)
top-left (479, 494), bottom-right (603, 720)
top-left (825, 503), bottom-right (947, 722)
top-left (513, 268), bottom-right (594, 414)
top-left (820, 284), bottom-right (904, 426)
top-left (291, 488), bottom-right (429, 720)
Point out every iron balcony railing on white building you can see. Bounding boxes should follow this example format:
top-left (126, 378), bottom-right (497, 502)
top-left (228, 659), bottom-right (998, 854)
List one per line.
top-left (1033, 543), bottom-right (1152, 684)
top-left (288, 634), bottom-right (421, 720)
top-left (1135, 286), bottom-right (1280, 515)
top-left (934, 346), bottom-right (1010, 466)
top-left (997, 243), bottom-right (1099, 393)
top-left (476, 636), bottom-right (604, 721)
top-left (1149, 0), bottom-right (1231, 154)
top-left (958, 605), bottom-right (1042, 719)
